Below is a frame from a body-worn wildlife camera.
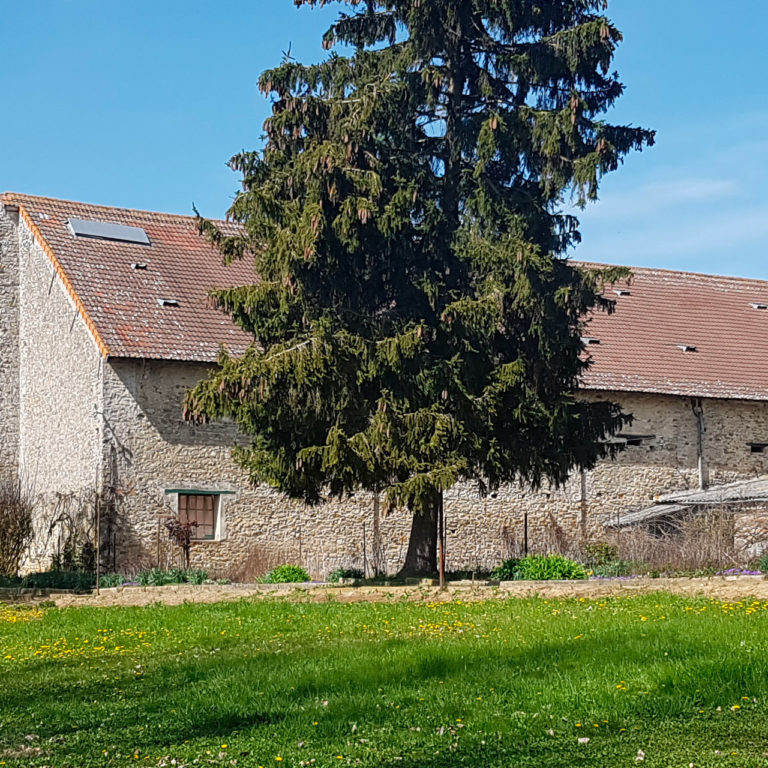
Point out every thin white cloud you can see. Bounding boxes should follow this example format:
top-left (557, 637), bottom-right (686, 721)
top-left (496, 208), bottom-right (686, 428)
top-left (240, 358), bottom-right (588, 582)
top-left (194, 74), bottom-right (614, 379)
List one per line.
top-left (577, 176), bottom-right (738, 222)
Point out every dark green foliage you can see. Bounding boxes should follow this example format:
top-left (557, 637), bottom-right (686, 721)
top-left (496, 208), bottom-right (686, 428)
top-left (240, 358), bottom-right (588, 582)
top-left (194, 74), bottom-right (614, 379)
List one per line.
top-left (327, 567), bottom-right (365, 583)
top-left (507, 554), bottom-right (587, 580)
top-left (265, 564), bottom-right (312, 583)
top-left (186, 1), bottom-right (653, 572)
top-left (23, 571), bottom-right (96, 590)
top-left (591, 559), bottom-right (637, 577)
top-left (581, 540), bottom-right (619, 566)
top-left (491, 558), bottom-right (520, 581)
top-left (98, 573), bottom-right (125, 588)
top-left (135, 568), bottom-right (209, 587)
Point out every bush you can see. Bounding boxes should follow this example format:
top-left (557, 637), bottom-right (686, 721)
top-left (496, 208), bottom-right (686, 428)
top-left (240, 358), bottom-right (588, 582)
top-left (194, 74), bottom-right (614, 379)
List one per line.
top-left (327, 567), bottom-right (364, 583)
top-left (591, 560), bottom-right (639, 578)
top-left (0, 479), bottom-right (34, 578)
top-left (491, 558), bottom-right (520, 581)
top-left (98, 572), bottom-right (125, 588)
top-left (23, 570), bottom-right (95, 590)
top-left (581, 541), bottom-right (619, 567)
top-left (135, 568), bottom-right (209, 586)
top-left (185, 569), bottom-right (209, 585)
top-left (264, 564), bottom-right (311, 583)
top-left (513, 554), bottom-right (588, 581)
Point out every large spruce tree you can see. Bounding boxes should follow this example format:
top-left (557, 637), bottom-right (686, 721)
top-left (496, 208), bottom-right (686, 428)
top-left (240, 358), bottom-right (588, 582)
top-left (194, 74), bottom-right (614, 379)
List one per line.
top-left (186, 0), bottom-right (654, 575)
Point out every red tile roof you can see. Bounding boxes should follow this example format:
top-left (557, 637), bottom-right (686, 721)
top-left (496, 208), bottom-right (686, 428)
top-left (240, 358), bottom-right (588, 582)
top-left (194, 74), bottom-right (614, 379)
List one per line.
top-left (581, 263), bottom-right (768, 401)
top-left (5, 193), bottom-right (768, 401)
top-left (3, 192), bottom-right (254, 362)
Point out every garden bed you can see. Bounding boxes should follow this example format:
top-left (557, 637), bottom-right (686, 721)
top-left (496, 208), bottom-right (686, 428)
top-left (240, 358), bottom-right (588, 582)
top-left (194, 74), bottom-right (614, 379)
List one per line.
top-left (43, 573), bottom-right (768, 608)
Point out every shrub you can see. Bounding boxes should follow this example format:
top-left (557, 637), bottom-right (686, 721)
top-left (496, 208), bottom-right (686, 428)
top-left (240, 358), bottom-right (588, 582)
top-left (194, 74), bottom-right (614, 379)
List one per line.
top-left (327, 567), bottom-right (364, 583)
top-left (23, 570), bottom-right (95, 590)
top-left (591, 560), bottom-right (640, 578)
top-left (581, 541), bottom-right (619, 567)
top-left (514, 554), bottom-right (588, 581)
top-left (185, 569), bottom-right (209, 585)
top-left (264, 564), bottom-right (311, 583)
top-left (135, 568), bottom-right (209, 586)
top-left (0, 479), bottom-right (34, 578)
top-left (491, 558), bottom-right (520, 581)
top-left (98, 573), bottom-right (125, 588)
top-left (758, 552), bottom-right (768, 575)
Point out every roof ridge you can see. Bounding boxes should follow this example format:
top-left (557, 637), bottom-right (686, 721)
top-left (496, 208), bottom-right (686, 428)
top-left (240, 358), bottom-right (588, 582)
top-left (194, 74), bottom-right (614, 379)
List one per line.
top-left (1, 191), bottom-right (231, 226)
top-left (576, 259), bottom-right (768, 287)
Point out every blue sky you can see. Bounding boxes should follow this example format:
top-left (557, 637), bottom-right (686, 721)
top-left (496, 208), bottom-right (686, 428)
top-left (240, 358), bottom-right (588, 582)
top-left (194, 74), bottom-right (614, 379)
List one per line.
top-left (1, 1), bottom-right (766, 277)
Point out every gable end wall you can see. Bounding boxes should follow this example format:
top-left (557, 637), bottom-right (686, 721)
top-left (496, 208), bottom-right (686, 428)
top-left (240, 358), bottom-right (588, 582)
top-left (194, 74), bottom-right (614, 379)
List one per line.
top-left (17, 216), bottom-right (105, 569)
top-left (0, 206), bottom-right (20, 478)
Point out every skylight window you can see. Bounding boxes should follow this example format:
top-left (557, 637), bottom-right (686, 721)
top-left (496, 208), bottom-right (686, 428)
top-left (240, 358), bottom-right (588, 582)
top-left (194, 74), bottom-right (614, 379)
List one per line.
top-left (750, 303), bottom-right (768, 310)
top-left (676, 344), bottom-right (698, 353)
top-left (581, 337), bottom-right (601, 345)
top-left (614, 289), bottom-right (631, 297)
top-left (131, 262), bottom-right (148, 270)
top-left (67, 218), bottom-right (150, 245)
top-left (157, 298), bottom-right (179, 307)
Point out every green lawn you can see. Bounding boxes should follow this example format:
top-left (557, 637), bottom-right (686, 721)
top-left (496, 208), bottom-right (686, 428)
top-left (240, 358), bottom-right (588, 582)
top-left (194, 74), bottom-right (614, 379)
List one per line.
top-left (2, 594), bottom-right (768, 767)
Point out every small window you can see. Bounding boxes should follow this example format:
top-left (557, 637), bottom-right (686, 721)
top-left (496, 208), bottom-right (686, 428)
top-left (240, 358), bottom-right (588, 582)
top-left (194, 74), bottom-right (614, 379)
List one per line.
top-left (617, 433), bottom-right (656, 447)
top-left (178, 493), bottom-right (219, 540)
top-left (749, 443), bottom-right (768, 454)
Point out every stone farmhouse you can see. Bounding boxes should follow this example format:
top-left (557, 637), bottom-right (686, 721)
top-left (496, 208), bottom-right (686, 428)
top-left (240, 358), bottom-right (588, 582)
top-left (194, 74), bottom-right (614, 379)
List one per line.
top-left (2, 192), bottom-right (768, 578)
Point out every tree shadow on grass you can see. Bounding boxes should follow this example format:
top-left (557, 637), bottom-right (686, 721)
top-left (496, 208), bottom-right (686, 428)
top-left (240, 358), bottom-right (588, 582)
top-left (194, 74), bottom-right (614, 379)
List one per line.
top-left (4, 620), bottom-right (768, 763)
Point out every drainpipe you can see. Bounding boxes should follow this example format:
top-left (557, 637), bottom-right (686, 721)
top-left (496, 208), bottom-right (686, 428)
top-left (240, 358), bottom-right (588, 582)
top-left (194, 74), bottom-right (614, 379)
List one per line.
top-left (692, 398), bottom-right (709, 490)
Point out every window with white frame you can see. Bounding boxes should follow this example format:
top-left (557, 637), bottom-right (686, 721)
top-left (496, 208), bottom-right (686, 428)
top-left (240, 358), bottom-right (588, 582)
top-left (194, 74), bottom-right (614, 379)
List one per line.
top-left (178, 493), bottom-right (219, 540)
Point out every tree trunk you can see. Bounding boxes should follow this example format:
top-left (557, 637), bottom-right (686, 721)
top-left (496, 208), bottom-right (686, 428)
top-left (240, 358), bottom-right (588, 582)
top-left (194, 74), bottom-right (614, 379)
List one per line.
top-left (398, 499), bottom-right (438, 577)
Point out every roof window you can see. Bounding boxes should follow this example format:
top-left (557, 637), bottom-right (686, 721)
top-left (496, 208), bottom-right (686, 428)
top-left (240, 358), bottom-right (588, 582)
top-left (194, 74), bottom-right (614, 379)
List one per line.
top-left (131, 262), bottom-right (148, 270)
top-left (67, 217), bottom-right (150, 246)
top-left (581, 337), bottom-right (601, 345)
top-left (614, 289), bottom-right (631, 297)
top-left (677, 344), bottom-right (698, 353)
top-left (157, 298), bottom-right (179, 307)
top-left (750, 303), bottom-right (768, 310)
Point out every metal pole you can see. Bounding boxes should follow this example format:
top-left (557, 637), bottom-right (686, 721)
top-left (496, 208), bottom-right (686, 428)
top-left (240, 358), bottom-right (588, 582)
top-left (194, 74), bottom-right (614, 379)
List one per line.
top-left (438, 491), bottom-right (445, 588)
top-left (524, 512), bottom-right (529, 556)
top-left (95, 496), bottom-right (101, 595)
top-left (362, 521), bottom-right (367, 578)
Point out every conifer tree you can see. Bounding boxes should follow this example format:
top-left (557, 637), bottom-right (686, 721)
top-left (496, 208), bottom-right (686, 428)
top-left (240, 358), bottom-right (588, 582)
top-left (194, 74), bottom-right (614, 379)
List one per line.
top-left (186, 0), bottom-right (654, 575)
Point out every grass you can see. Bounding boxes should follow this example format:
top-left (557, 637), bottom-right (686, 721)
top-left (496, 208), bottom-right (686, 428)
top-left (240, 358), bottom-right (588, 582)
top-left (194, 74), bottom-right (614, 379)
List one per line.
top-left (2, 595), bottom-right (768, 767)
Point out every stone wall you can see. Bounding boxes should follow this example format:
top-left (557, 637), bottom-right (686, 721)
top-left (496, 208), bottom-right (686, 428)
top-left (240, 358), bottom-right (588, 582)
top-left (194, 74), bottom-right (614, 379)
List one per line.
top-left (0, 205), bottom-right (20, 478)
top-left (16, 216), bottom-right (104, 570)
top-left (100, 359), bottom-right (768, 578)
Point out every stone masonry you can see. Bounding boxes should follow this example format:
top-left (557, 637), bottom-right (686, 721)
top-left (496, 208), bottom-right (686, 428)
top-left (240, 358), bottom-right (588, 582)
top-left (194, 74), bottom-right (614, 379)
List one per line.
top-left (0, 204), bottom-right (20, 479)
top-left (4, 199), bottom-right (768, 577)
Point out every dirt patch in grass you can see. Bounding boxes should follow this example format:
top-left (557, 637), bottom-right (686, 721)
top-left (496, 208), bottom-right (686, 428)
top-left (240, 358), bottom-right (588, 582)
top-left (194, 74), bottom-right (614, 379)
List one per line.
top-left (50, 575), bottom-right (768, 608)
